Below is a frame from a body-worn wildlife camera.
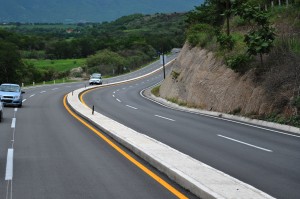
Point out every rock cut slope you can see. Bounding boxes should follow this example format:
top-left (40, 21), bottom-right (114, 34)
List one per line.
top-left (160, 43), bottom-right (272, 115)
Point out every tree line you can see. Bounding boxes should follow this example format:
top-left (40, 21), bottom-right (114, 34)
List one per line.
top-left (0, 13), bottom-right (187, 84)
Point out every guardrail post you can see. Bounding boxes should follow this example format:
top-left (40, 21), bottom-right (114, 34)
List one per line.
top-left (33, 82), bottom-right (35, 86)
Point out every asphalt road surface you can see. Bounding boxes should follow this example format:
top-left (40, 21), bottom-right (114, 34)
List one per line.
top-left (82, 57), bottom-right (300, 199)
top-left (0, 55), bottom-right (197, 199)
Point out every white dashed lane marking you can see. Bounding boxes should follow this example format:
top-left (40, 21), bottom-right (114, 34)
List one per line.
top-left (5, 148), bottom-right (14, 180)
top-left (155, 115), bottom-right (175, 122)
top-left (11, 118), bottom-right (16, 128)
top-left (218, 134), bottom-right (273, 152)
top-left (126, 105), bottom-right (138, 110)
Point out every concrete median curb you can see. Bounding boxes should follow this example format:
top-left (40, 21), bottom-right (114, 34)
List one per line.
top-left (67, 82), bottom-right (275, 199)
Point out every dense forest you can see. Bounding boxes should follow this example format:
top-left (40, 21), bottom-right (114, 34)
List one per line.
top-left (0, 12), bottom-right (187, 84)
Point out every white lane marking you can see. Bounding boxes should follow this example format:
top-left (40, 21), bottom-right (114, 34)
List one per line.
top-left (112, 95), bottom-right (115, 98)
top-left (40, 91), bottom-right (46, 93)
top-left (129, 86), bottom-right (133, 88)
top-left (14, 108), bottom-right (18, 112)
top-left (5, 149), bottom-right (14, 180)
top-left (122, 87), bottom-right (126, 90)
top-left (11, 118), bottom-right (16, 128)
top-left (30, 94), bottom-right (35, 98)
top-left (155, 115), bottom-right (175, 122)
top-left (140, 85), bottom-right (300, 138)
top-left (22, 99), bottom-right (26, 103)
top-left (218, 134), bottom-right (273, 152)
top-left (52, 88), bottom-right (59, 90)
top-left (126, 105), bottom-right (138, 110)
top-left (116, 99), bottom-right (122, 103)
top-left (116, 89), bottom-right (120, 92)
top-left (113, 91), bottom-right (116, 94)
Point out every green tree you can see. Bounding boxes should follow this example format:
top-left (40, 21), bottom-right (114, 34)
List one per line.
top-left (186, 0), bottom-right (227, 27)
top-left (0, 41), bottom-right (23, 84)
top-left (86, 50), bottom-right (127, 75)
top-left (234, 2), bottom-right (276, 67)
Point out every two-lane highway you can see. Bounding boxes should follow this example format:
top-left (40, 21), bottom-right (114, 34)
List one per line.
top-left (0, 56), bottom-right (197, 199)
top-left (83, 59), bottom-right (300, 199)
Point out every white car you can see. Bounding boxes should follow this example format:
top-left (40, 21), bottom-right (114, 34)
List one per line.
top-left (89, 73), bottom-right (102, 85)
top-left (0, 101), bottom-right (3, 122)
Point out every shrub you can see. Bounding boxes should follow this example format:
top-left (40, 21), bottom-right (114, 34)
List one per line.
top-left (151, 86), bottom-right (160, 97)
top-left (230, 107), bottom-right (242, 115)
top-left (226, 54), bottom-right (251, 73)
top-left (187, 24), bottom-right (215, 47)
top-left (217, 33), bottom-right (235, 50)
top-left (171, 70), bottom-right (180, 80)
top-left (292, 96), bottom-right (300, 109)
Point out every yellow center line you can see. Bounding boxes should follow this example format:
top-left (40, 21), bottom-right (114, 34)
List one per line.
top-left (64, 93), bottom-right (188, 199)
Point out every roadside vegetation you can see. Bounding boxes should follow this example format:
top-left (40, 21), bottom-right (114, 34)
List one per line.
top-left (185, 0), bottom-right (300, 127)
top-left (0, 13), bottom-right (187, 84)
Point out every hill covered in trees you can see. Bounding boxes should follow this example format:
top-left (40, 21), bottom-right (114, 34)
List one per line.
top-left (0, 12), bottom-right (189, 84)
top-left (0, 0), bottom-right (203, 23)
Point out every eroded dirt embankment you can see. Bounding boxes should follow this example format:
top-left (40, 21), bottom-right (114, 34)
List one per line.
top-left (160, 43), bottom-right (273, 115)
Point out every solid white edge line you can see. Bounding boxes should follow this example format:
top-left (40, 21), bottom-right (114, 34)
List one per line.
top-left (139, 85), bottom-right (300, 138)
top-left (5, 149), bottom-right (14, 180)
top-left (218, 134), bottom-right (273, 152)
top-left (126, 105), bottom-right (138, 110)
top-left (11, 118), bottom-right (16, 129)
top-left (155, 115), bottom-right (175, 122)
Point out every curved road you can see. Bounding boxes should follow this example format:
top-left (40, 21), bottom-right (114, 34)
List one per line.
top-left (83, 57), bottom-right (300, 199)
top-left (0, 55), bottom-right (197, 199)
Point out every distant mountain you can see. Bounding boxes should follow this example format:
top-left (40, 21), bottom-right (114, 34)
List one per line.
top-left (0, 0), bottom-right (203, 23)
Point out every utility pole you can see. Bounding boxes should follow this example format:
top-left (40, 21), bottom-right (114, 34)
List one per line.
top-left (162, 51), bottom-right (166, 79)
top-left (159, 48), bottom-right (166, 79)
